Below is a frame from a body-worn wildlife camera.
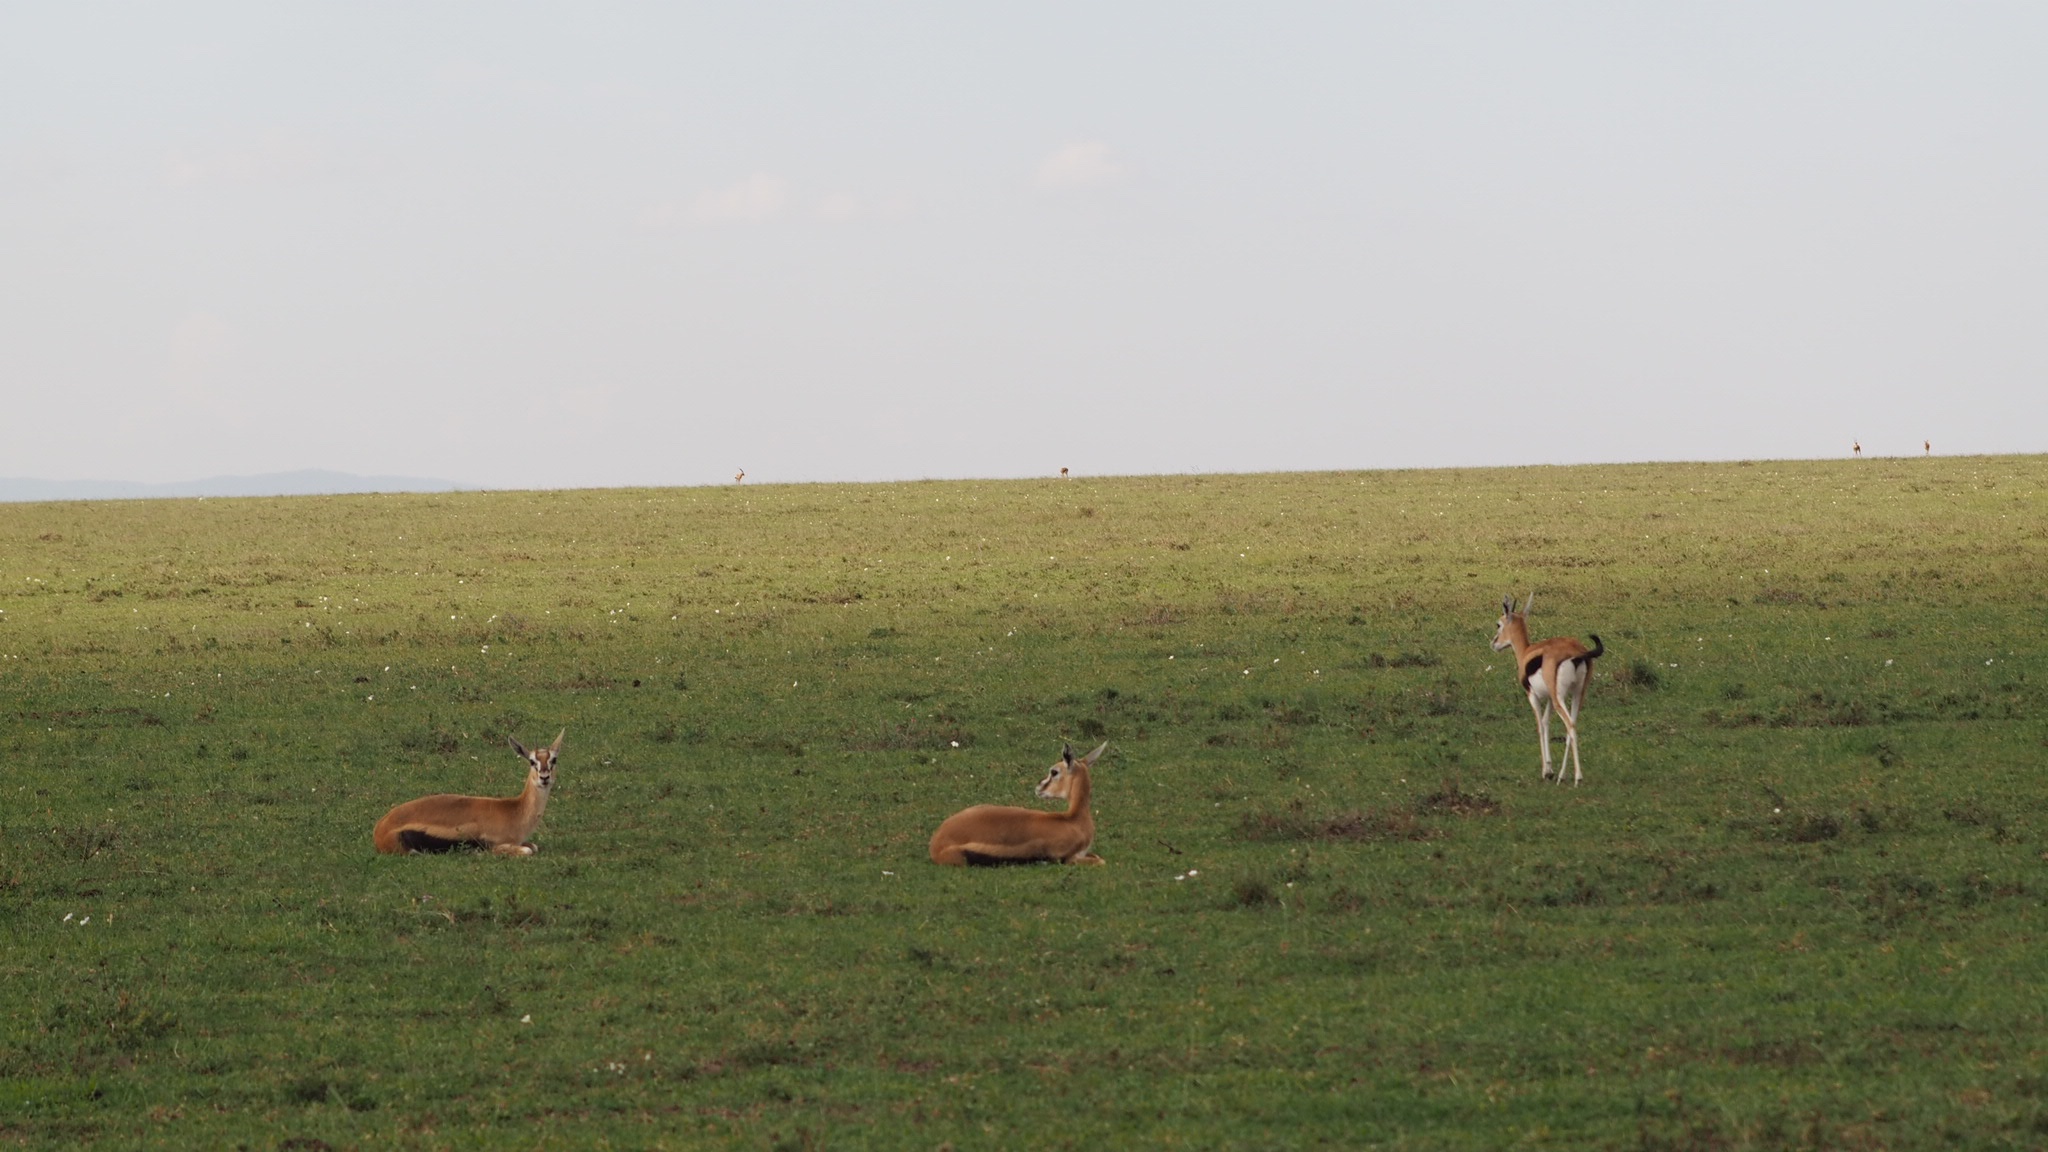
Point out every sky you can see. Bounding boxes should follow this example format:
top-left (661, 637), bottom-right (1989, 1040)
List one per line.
top-left (3, 4), bottom-right (2045, 490)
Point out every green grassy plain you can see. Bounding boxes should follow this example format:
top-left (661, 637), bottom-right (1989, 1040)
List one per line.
top-left (2, 456), bottom-right (2045, 1150)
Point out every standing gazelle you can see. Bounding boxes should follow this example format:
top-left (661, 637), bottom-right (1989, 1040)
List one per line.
top-left (1492, 596), bottom-right (1603, 785)
top-left (373, 731), bottom-right (564, 855)
top-left (929, 741), bottom-right (1108, 865)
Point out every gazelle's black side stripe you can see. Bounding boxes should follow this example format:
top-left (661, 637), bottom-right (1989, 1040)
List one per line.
top-left (959, 849), bottom-right (1044, 867)
top-left (398, 830), bottom-right (480, 853)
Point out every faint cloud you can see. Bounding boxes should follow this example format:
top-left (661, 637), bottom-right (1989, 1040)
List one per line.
top-left (642, 180), bottom-right (912, 228)
top-left (429, 58), bottom-right (565, 103)
top-left (163, 135), bottom-right (330, 189)
top-left (813, 191), bottom-right (915, 223)
top-left (3, 148), bottom-right (82, 193)
top-left (167, 39), bottom-right (235, 66)
top-left (159, 312), bottom-right (256, 424)
top-left (164, 153), bottom-right (206, 189)
top-left (167, 312), bottom-right (236, 384)
top-left (687, 173), bottom-right (791, 224)
top-left (432, 58), bottom-right (502, 91)
top-left (815, 192), bottom-right (861, 222)
top-left (524, 385), bottom-right (618, 436)
top-left (428, 57), bottom-right (512, 94)
top-left (1034, 141), bottom-right (1131, 191)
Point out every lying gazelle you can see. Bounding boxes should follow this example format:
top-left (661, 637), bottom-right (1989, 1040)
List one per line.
top-left (1491, 595), bottom-right (1603, 785)
top-left (929, 741), bottom-right (1108, 866)
top-left (373, 731), bottom-right (564, 855)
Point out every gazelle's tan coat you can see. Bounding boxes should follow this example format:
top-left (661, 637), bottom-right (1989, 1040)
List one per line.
top-left (929, 742), bottom-right (1108, 866)
top-left (1492, 596), bottom-right (1603, 785)
top-left (373, 731), bottom-right (563, 855)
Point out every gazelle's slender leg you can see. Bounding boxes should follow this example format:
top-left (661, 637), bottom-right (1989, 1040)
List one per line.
top-left (1549, 705), bottom-right (1568, 785)
top-left (1572, 673), bottom-right (1592, 784)
top-left (1556, 698), bottom-right (1579, 786)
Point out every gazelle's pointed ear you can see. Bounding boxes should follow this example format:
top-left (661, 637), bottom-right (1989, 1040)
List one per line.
top-left (1081, 741), bottom-right (1109, 767)
top-left (1061, 742), bottom-right (1075, 766)
top-left (509, 735), bottom-right (528, 757)
top-left (1501, 595), bottom-right (1514, 615)
top-left (550, 729), bottom-right (565, 754)
top-left (1524, 590), bottom-right (1534, 614)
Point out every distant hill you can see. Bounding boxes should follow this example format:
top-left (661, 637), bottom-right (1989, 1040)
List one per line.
top-left (0, 470), bottom-right (471, 503)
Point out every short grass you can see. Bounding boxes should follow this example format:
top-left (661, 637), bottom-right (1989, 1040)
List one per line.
top-left (2, 457), bottom-right (2045, 1150)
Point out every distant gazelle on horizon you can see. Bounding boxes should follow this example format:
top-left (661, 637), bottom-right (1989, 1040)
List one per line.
top-left (373, 731), bottom-right (564, 855)
top-left (930, 741), bottom-right (1108, 865)
top-left (1492, 596), bottom-right (1603, 786)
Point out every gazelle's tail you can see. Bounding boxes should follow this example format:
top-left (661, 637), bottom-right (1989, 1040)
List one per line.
top-left (1583, 634), bottom-right (1605, 661)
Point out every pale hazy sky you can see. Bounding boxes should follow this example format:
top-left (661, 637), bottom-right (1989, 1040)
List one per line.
top-left (4, 4), bottom-right (2044, 489)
